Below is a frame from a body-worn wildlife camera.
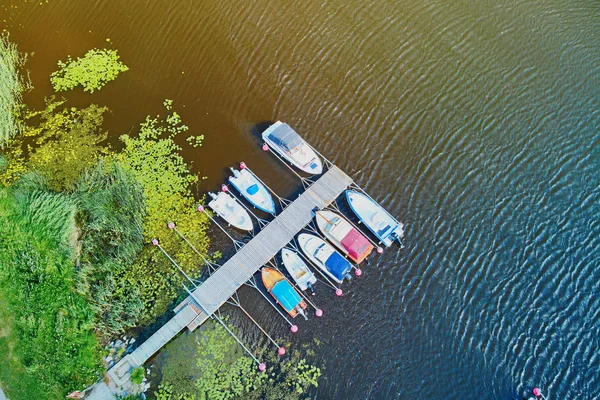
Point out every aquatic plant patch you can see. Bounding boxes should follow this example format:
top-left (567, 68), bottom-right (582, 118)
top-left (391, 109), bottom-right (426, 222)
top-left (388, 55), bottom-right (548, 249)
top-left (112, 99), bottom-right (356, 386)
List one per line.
top-left (50, 48), bottom-right (128, 93)
top-left (0, 34), bottom-right (26, 148)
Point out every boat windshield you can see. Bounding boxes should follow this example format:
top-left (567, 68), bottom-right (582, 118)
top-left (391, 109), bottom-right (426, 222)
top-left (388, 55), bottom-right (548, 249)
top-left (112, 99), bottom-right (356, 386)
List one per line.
top-left (246, 184), bottom-right (259, 195)
top-left (314, 244), bottom-right (328, 262)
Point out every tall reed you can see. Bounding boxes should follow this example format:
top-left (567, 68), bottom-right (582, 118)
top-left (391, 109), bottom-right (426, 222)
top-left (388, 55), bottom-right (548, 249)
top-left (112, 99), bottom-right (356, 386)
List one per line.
top-left (0, 33), bottom-right (25, 148)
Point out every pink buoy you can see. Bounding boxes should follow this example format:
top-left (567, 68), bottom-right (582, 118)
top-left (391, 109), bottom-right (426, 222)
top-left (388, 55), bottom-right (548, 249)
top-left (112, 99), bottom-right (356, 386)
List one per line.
top-left (377, 247), bottom-right (384, 254)
top-left (167, 222), bottom-right (175, 229)
top-left (290, 325), bottom-right (299, 333)
top-left (533, 388), bottom-right (542, 397)
top-left (277, 347), bottom-right (286, 356)
top-left (262, 143), bottom-right (269, 151)
top-left (221, 184), bottom-right (228, 192)
top-left (258, 363), bottom-right (266, 372)
top-left (355, 269), bottom-right (363, 277)
top-left (151, 239), bottom-right (159, 246)
top-left (335, 289), bottom-right (343, 297)
top-left (197, 205), bottom-right (205, 212)
top-left (240, 162), bottom-right (246, 170)
top-left (315, 309), bottom-right (323, 317)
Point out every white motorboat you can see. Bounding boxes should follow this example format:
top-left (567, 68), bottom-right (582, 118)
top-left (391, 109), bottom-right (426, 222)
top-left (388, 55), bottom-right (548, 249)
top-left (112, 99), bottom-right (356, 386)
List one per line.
top-left (297, 233), bottom-right (352, 284)
top-left (280, 248), bottom-right (317, 294)
top-left (262, 121), bottom-right (323, 175)
top-left (228, 167), bottom-right (276, 214)
top-left (346, 190), bottom-right (404, 247)
top-left (208, 191), bottom-right (253, 231)
top-left (315, 210), bottom-right (374, 264)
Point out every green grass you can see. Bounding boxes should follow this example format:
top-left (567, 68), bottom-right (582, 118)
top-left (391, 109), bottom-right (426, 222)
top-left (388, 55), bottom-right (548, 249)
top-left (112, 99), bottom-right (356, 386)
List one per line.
top-left (0, 33), bottom-right (25, 148)
top-left (0, 179), bottom-right (102, 399)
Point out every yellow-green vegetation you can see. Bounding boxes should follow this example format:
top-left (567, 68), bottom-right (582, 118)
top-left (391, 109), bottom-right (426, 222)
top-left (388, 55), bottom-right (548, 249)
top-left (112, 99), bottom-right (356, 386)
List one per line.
top-left (50, 48), bottom-right (128, 93)
top-left (118, 105), bottom-right (210, 324)
top-left (154, 321), bottom-right (322, 400)
top-left (0, 99), bottom-right (109, 189)
top-left (0, 176), bottom-right (103, 399)
top-left (0, 33), bottom-right (26, 148)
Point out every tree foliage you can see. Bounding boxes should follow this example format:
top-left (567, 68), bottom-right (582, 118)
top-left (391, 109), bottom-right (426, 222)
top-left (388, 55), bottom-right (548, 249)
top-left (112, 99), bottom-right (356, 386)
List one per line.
top-left (50, 48), bottom-right (128, 93)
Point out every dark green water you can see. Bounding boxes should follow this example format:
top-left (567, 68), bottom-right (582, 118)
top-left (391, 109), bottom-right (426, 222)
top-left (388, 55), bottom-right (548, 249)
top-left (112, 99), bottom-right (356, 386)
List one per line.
top-left (3, 0), bottom-right (599, 398)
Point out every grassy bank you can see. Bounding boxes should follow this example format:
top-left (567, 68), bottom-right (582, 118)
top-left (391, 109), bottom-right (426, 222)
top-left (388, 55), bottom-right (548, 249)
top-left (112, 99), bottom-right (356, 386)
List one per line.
top-left (0, 181), bottom-right (102, 399)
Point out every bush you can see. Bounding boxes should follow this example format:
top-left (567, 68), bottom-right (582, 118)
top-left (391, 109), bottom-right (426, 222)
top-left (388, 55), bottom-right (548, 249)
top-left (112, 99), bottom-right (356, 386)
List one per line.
top-left (74, 159), bottom-right (146, 339)
top-left (130, 367), bottom-right (145, 385)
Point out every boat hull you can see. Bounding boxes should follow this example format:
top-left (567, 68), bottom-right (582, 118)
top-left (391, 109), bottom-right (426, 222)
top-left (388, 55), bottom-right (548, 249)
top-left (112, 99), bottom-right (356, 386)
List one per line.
top-left (346, 190), bottom-right (404, 247)
top-left (315, 210), bottom-right (374, 264)
top-left (228, 168), bottom-right (276, 214)
top-left (262, 121), bottom-right (323, 175)
top-left (297, 233), bottom-right (352, 284)
top-left (280, 248), bottom-right (317, 291)
top-left (261, 267), bottom-right (307, 318)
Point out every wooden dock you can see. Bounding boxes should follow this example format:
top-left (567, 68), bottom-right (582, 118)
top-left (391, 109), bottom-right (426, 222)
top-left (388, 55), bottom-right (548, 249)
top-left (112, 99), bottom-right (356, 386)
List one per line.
top-left (106, 165), bottom-right (353, 390)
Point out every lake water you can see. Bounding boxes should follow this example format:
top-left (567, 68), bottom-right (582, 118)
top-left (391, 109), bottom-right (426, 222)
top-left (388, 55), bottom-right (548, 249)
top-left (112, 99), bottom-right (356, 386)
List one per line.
top-left (3, 0), bottom-right (599, 398)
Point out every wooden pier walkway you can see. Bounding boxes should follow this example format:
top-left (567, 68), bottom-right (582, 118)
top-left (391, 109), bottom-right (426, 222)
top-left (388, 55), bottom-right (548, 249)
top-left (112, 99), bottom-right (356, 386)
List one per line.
top-left (106, 165), bottom-right (353, 391)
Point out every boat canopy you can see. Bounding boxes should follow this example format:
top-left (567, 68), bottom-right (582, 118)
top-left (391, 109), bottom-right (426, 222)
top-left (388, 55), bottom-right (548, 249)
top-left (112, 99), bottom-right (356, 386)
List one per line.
top-left (341, 229), bottom-right (372, 260)
top-left (271, 280), bottom-right (302, 312)
top-left (324, 252), bottom-right (352, 280)
top-left (268, 124), bottom-right (303, 152)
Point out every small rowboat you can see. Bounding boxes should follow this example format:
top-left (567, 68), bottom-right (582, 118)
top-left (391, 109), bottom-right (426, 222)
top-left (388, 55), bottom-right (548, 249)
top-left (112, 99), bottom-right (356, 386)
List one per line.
top-left (280, 248), bottom-right (317, 294)
top-left (262, 121), bottom-right (323, 175)
top-left (262, 267), bottom-right (307, 319)
top-left (297, 233), bottom-right (353, 284)
top-left (228, 167), bottom-right (276, 214)
top-left (208, 191), bottom-right (253, 231)
top-left (346, 190), bottom-right (404, 247)
top-left (315, 210), bottom-right (374, 264)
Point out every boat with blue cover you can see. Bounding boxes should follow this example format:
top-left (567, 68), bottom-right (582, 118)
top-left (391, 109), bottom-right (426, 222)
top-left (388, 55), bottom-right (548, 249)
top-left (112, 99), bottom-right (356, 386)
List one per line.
top-left (262, 267), bottom-right (308, 319)
top-left (280, 248), bottom-right (317, 294)
top-left (297, 233), bottom-right (353, 284)
top-left (228, 166), bottom-right (276, 214)
top-left (346, 190), bottom-right (404, 247)
top-left (262, 121), bottom-right (323, 175)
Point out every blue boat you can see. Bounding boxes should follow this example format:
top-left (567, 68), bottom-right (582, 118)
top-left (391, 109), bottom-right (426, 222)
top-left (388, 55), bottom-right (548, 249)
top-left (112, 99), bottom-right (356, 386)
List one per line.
top-left (228, 166), bottom-right (276, 214)
top-left (346, 190), bottom-right (404, 247)
top-left (262, 267), bottom-right (308, 319)
top-left (297, 233), bottom-right (353, 284)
